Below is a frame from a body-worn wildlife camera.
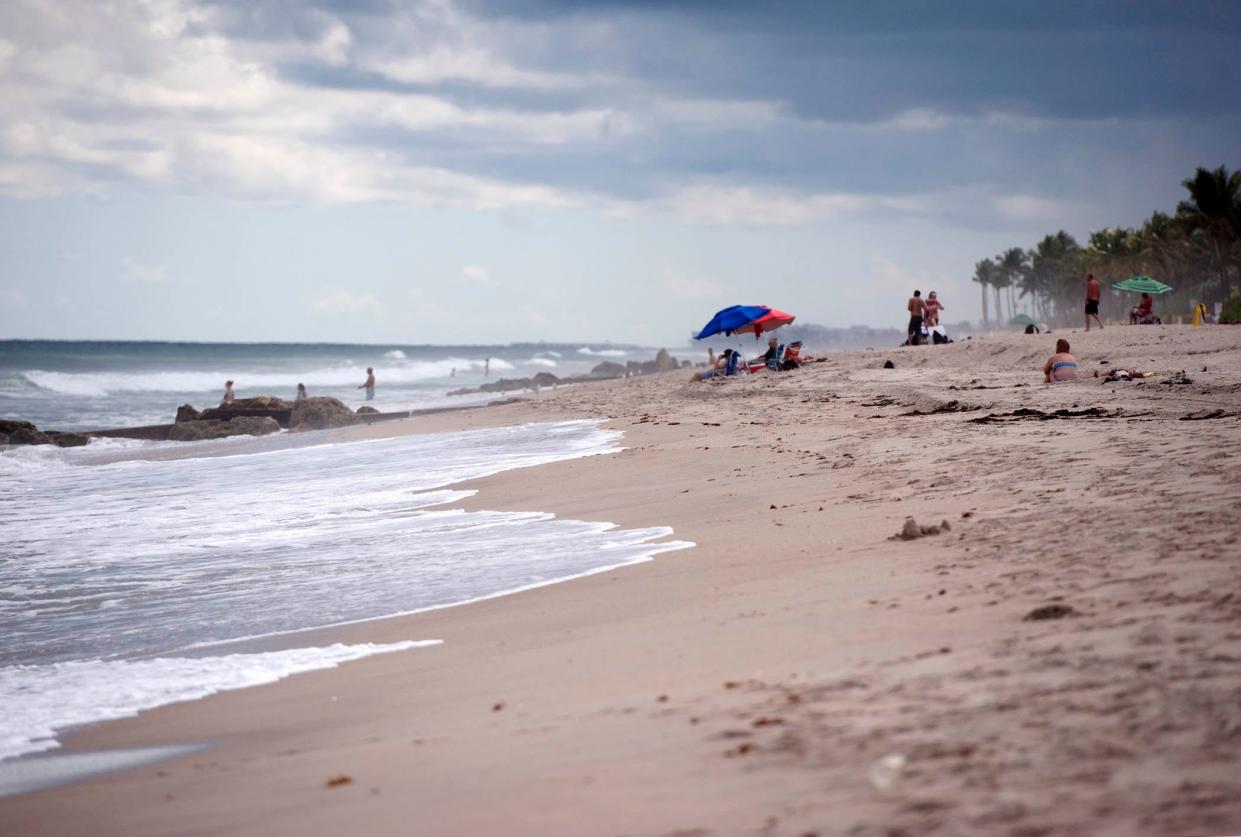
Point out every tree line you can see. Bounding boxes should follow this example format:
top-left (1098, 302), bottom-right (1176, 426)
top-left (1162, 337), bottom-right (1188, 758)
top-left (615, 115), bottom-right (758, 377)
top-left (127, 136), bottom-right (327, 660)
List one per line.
top-left (971, 165), bottom-right (1241, 326)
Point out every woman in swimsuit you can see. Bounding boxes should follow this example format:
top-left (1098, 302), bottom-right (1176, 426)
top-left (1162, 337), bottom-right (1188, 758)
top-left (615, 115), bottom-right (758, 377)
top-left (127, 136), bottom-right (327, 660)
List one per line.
top-left (1043, 339), bottom-right (1078, 383)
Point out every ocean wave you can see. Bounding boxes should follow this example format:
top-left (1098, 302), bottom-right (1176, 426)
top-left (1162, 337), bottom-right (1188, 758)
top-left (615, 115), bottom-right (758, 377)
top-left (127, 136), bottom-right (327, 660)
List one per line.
top-left (0, 641), bottom-right (438, 761)
top-left (383, 349), bottom-right (408, 359)
top-left (576, 347), bottom-right (628, 357)
top-left (525, 357), bottom-right (558, 368)
top-left (18, 358), bottom-right (501, 397)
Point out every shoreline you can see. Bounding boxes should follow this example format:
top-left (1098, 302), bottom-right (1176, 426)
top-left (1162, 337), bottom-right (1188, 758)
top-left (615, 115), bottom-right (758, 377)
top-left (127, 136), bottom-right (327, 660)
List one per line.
top-left (3, 326), bottom-right (1241, 835)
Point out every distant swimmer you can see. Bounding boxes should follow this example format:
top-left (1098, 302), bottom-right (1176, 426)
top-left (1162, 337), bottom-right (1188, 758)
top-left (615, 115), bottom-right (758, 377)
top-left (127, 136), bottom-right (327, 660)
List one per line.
top-left (358, 367), bottom-right (376, 401)
top-left (1084, 273), bottom-right (1104, 331)
top-left (484, 357), bottom-right (490, 378)
top-left (295, 383), bottom-right (307, 401)
top-left (221, 380), bottom-right (235, 405)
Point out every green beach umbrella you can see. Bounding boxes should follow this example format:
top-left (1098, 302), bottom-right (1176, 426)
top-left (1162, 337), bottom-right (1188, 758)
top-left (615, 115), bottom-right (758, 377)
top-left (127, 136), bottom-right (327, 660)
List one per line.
top-left (1008, 313), bottom-right (1037, 326)
top-left (1112, 275), bottom-right (1173, 294)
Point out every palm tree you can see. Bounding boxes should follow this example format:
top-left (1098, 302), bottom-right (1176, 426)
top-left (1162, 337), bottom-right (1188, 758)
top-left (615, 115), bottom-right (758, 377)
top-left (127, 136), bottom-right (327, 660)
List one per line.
top-left (997, 247), bottom-right (1030, 321)
top-left (1176, 165), bottom-right (1241, 300)
top-left (972, 258), bottom-right (996, 326)
top-left (1026, 231), bottom-right (1082, 324)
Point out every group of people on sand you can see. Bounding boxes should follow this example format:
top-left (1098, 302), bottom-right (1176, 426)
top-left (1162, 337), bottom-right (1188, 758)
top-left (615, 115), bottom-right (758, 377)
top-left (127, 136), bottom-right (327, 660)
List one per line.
top-left (218, 368), bottom-right (377, 406)
top-left (905, 290), bottom-right (948, 345)
top-left (691, 336), bottom-right (806, 382)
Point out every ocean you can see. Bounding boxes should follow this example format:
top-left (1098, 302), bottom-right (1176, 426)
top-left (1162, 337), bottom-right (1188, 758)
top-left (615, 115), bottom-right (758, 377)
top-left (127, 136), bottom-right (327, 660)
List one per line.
top-left (0, 342), bottom-right (694, 765)
top-left (0, 340), bottom-right (657, 431)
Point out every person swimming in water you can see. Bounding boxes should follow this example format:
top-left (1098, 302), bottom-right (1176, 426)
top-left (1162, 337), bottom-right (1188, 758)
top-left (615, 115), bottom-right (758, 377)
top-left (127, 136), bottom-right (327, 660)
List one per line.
top-left (1043, 339), bottom-right (1078, 383)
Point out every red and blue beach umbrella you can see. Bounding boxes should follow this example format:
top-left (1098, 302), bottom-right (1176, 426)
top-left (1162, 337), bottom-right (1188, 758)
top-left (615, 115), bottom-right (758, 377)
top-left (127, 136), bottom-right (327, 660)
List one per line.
top-left (694, 305), bottom-right (796, 340)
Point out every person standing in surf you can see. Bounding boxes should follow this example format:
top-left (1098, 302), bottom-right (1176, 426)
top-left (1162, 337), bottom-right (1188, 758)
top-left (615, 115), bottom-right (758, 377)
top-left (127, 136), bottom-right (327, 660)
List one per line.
top-left (1084, 273), bottom-right (1104, 331)
top-left (221, 380), bottom-right (235, 405)
top-left (358, 368), bottom-right (376, 401)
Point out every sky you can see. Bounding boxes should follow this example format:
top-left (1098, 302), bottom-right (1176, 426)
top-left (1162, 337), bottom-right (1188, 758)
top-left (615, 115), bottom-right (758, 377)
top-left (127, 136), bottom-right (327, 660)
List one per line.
top-left (1, 0), bottom-right (1239, 345)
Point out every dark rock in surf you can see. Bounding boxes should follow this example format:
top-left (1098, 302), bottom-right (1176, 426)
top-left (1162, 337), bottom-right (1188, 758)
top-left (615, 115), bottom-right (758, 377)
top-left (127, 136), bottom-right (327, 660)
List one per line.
top-left (46, 431), bottom-right (90, 447)
top-left (531, 372), bottom-right (559, 388)
top-left (175, 404), bottom-right (201, 423)
top-left (0, 419), bottom-right (38, 436)
top-left (654, 348), bottom-right (678, 372)
top-left (169, 416), bottom-right (281, 441)
top-left (289, 397), bottom-right (361, 431)
top-left (8, 427), bottom-right (50, 445)
top-left (357, 405), bottom-right (380, 415)
top-left (591, 361), bottom-right (626, 378)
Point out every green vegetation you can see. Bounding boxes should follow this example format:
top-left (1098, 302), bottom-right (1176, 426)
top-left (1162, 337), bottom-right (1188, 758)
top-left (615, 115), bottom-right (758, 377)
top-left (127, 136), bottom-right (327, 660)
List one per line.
top-left (1220, 294), bottom-right (1241, 325)
top-left (973, 166), bottom-right (1241, 326)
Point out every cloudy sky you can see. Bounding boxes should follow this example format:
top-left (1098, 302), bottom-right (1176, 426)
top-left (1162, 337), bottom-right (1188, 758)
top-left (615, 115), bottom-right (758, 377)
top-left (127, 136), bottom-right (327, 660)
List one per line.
top-left (1, 0), bottom-right (1239, 344)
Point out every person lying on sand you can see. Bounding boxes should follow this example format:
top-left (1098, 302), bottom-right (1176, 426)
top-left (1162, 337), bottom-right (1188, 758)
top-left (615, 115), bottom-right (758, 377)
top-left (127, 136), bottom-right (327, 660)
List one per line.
top-left (691, 348), bottom-right (735, 381)
top-left (1043, 339), bottom-right (1078, 383)
top-left (1093, 368), bottom-right (1156, 382)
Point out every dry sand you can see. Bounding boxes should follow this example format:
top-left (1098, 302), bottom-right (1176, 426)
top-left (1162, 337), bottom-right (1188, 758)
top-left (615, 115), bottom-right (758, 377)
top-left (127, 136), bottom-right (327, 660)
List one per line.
top-left (3, 325), bottom-right (1241, 836)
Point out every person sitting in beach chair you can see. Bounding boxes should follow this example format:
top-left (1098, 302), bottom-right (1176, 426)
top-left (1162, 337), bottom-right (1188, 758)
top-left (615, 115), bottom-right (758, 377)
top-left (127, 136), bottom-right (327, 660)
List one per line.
top-left (690, 348), bottom-right (738, 381)
top-left (1130, 293), bottom-right (1161, 325)
top-left (762, 337), bottom-right (784, 371)
top-left (1042, 339), bottom-right (1078, 383)
top-left (781, 341), bottom-right (804, 370)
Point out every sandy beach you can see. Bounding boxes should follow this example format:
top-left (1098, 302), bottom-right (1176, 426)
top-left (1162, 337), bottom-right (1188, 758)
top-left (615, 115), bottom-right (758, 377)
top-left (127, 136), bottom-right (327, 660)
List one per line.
top-left (3, 325), bottom-right (1241, 836)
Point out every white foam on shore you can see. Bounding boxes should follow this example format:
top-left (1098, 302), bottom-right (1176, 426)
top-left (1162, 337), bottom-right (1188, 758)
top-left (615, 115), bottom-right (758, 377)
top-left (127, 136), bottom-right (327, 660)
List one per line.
top-left (0, 641), bottom-right (438, 762)
top-left (1, 420), bottom-right (695, 766)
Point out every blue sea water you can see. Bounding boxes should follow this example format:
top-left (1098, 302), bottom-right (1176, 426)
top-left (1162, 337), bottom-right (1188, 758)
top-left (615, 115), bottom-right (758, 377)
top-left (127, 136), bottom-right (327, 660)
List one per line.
top-left (0, 339), bottom-right (650, 431)
top-left (0, 341), bottom-right (694, 764)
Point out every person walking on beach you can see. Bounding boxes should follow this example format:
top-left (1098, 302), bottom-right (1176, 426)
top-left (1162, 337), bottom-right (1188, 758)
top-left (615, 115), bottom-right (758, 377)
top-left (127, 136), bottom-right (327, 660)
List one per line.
top-left (907, 290), bottom-right (925, 345)
top-left (1085, 273), bottom-right (1104, 331)
top-left (295, 383), bottom-right (307, 401)
top-left (221, 380), bottom-right (235, 405)
top-left (358, 368), bottom-right (376, 401)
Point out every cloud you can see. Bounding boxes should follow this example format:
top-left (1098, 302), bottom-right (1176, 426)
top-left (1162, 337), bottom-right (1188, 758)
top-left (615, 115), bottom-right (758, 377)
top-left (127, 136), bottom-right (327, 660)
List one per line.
top-left (121, 258), bottom-right (167, 284)
top-left (462, 265), bottom-right (497, 287)
top-left (666, 184), bottom-right (921, 226)
top-left (660, 270), bottom-right (722, 298)
top-left (1, 287), bottom-right (28, 309)
top-left (310, 289), bottom-right (380, 314)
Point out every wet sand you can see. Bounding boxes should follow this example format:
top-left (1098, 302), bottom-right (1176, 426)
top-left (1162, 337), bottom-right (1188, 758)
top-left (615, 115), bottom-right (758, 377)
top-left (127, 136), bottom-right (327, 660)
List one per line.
top-left (3, 326), bottom-right (1241, 836)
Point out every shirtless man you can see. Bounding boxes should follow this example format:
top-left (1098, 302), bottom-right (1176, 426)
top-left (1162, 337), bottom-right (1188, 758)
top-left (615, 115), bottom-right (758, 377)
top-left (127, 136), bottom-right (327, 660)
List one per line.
top-left (1043, 339), bottom-right (1078, 383)
top-left (907, 290), bottom-right (925, 345)
top-left (358, 367), bottom-right (376, 400)
top-left (1084, 273), bottom-right (1104, 331)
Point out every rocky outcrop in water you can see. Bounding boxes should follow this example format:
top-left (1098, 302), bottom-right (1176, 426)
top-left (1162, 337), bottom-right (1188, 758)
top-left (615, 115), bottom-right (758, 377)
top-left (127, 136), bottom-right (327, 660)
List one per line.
top-left (175, 404), bottom-right (201, 422)
top-left (289, 397), bottom-right (361, 431)
top-left (357, 405), bottom-right (380, 415)
top-left (590, 361), bottom-right (627, 377)
top-left (0, 419), bottom-right (91, 447)
top-left (168, 416), bottom-right (281, 441)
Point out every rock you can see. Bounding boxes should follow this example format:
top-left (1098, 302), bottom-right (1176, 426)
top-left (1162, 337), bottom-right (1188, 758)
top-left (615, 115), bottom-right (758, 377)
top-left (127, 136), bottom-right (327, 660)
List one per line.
top-left (1023, 604), bottom-right (1076, 621)
top-left (899, 518), bottom-right (922, 540)
top-left (883, 360), bottom-right (895, 369)
top-left (0, 433), bottom-right (8, 446)
top-left (940, 519), bottom-right (952, 532)
top-left (169, 416), bottom-right (281, 442)
top-left (9, 427), bottom-right (50, 445)
top-left (356, 405), bottom-right (380, 415)
top-left (591, 361), bottom-right (627, 378)
top-left (531, 372), bottom-right (559, 389)
top-left (288, 397), bottom-right (362, 431)
top-left (654, 349), bottom-right (678, 372)
top-left (46, 431), bottom-right (90, 448)
top-left (919, 524), bottom-right (941, 536)
top-left (0, 419), bottom-right (38, 436)
top-left (175, 404), bottom-right (201, 423)
top-left (228, 396), bottom-right (292, 410)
